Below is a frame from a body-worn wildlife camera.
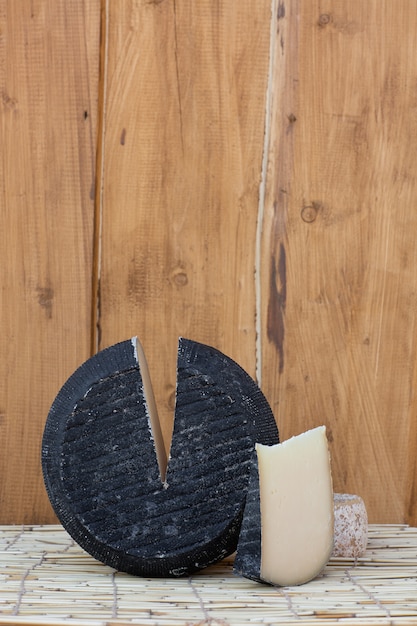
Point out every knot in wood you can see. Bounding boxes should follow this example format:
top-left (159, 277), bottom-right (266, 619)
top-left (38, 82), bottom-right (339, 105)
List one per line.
top-left (318, 13), bottom-right (331, 27)
top-left (301, 205), bottom-right (318, 223)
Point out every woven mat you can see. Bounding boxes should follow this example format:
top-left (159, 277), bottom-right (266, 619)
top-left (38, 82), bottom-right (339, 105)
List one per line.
top-left (1, 524), bottom-right (417, 626)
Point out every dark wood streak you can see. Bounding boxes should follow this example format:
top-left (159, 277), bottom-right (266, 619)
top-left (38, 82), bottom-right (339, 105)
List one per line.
top-left (267, 242), bottom-right (286, 374)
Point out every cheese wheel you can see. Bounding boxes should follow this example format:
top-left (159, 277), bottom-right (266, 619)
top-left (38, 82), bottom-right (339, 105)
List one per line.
top-left (235, 427), bottom-right (334, 586)
top-left (42, 337), bottom-right (279, 577)
top-left (332, 493), bottom-right (368, 558)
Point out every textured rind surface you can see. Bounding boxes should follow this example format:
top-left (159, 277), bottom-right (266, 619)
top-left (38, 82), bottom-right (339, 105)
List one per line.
top-left (42, 338), bottom-right (279, 577)
top-left (332, 493), bottom-right (368, 558)
top-left (233, 450), bottom-right (262, 582)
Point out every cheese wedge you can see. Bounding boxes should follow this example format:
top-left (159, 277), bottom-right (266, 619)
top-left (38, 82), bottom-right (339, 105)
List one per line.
top-left (235, 426), bottom-right (334, 586)
top-left (42, 337), bottom-right (279, 577)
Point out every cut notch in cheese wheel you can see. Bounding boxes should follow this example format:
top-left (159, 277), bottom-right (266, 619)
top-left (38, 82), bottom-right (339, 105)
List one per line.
top-left (235, 426), bottom-right (334, 586)
top-left (42, 337), bottom-right (279, 577)
top-left (132, 338), bottom-right (167, 482)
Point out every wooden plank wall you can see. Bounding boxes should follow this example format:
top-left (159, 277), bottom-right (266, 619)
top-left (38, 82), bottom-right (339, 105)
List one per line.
top-left (1, 0), bottom-right (417, 525)
top-left (97, 0), bottom-right (272, 457)
top-left (261, 0), bottom-right (417, 524)
top-left (0, 1), bottom-right (100, 523)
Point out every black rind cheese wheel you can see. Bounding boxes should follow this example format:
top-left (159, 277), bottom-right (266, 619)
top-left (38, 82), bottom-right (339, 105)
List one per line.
top-left (42, 337), bottom-right (279, 577)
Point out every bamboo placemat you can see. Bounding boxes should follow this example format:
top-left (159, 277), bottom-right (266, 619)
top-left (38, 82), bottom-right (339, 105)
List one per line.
top-left (1, 524), bottom-right (417, 626)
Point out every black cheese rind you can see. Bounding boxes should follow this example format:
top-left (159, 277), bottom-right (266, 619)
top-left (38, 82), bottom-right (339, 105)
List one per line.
top-left (42, 337), bottom-right (279, 577)
top-left (233, 451), bottom-right (263, 582)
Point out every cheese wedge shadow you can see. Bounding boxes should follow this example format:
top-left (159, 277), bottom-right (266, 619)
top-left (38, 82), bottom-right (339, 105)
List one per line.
top-left (42, 337), bottom-right (279, 577)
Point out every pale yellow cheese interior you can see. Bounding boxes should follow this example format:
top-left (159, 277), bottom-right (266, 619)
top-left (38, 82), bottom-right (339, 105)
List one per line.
top-left (132, 337), bottom-right (168, 482)
top-left (257, 426), bottom-right (334, 586)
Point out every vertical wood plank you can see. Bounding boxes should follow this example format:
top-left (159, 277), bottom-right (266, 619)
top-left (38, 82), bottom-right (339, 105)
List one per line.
top-left (0, 1), bottom-right (100, 523)
top-left (261, 0), bottom-right (417, 523)
top-left (98, 1), bottom-right (271, 447)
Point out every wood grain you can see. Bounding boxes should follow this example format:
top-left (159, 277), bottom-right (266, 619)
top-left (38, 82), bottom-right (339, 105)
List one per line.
top-left (261, 0), bottom-right (417, 523)
top-left (2, 1), bottom-right (417, 526)
top-left (0, 1), bottom-right (100, 522)
top-left (97, 0), bottom-right (271, 449)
